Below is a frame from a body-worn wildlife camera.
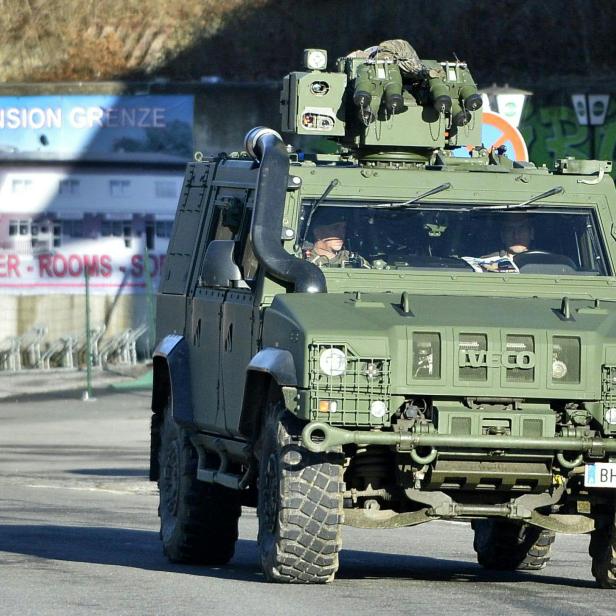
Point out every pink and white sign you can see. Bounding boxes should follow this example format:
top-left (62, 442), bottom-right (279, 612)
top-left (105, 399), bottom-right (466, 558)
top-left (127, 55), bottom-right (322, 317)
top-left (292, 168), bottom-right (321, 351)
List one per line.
top-left (0, 247), bottom-right (166, 295)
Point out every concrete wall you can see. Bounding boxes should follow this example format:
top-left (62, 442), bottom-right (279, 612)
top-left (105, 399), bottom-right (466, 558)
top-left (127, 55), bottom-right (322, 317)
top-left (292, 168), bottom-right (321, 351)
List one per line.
top-left (0, 293), bottom-right (153, 357)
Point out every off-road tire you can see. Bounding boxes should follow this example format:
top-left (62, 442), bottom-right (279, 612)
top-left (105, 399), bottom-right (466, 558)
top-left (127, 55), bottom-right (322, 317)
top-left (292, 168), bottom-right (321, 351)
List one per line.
top-left (589, 511), bottom-right (616, 588)
top-left (158, 405), bottom-right (241, 564)
top-left (256, 388), bottom-right (344, 583)
top-left (472, 519), bottom-right (555, 571)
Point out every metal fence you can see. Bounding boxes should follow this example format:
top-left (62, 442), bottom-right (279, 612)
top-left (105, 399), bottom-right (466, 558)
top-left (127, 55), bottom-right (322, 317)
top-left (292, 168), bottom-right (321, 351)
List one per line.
top-left (0, 262), bottom-right (156, 378)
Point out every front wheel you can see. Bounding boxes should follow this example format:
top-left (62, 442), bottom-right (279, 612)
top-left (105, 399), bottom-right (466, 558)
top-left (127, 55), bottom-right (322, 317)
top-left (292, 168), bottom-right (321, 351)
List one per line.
top-left (472, 519), bottom-right (555, 571)
top-left (158, 404), bottom-right (241, 564)
top-left (256, 387), bottom-right (344, 583)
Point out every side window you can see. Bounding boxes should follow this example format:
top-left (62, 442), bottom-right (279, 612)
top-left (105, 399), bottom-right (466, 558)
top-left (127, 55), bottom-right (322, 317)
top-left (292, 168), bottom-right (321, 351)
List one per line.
top-left (211, 208), bottom-right (236, 242)
top-left (240, 228), bottom-right (259, 282)
top-left (237, 192), bottom-right (259, 283)
top-left (209, 193), bottom-right (245, 242)
top-left (200, 189), bottom-right (258, 287)
top-left (201, 187), bottom-right (257, 288)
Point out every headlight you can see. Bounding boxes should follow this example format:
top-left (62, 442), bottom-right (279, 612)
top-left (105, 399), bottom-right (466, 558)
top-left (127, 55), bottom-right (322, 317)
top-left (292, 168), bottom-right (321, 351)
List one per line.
top-left (552, 358), bottom-right (568, 380)
top-left (304, 48), bottom-right (327, 71)
top-left (319, 347), bottom-right (347, 376)
top-left (412, 332), bottom-right (441, 379)
top-left (370, 400), bottom-right (387, 418)
top-left (605, 407), bottom-right (616, 425)
top-left (552, 337), bottom-right (581, 384)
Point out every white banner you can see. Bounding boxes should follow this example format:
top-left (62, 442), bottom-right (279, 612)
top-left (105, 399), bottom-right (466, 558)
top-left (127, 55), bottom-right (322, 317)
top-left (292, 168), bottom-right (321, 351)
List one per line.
top-left (0, 248), bottom-right (165, 295)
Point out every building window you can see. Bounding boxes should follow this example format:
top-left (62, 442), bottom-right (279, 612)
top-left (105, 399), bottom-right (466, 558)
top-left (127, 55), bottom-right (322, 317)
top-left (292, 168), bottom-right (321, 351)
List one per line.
top-left (59, 179), bottom-right (80, 195)
top-left (30, 220), bottom-right (53, 253)
top-left (53, 223), bottom-right (61, 247)
top-left (101, 220), bottom-right (132, 245)
top-left (110, 180), bottom-right (131, 197)
top-left (61, 220), bottom-right (84, 238)
top-left (155, 181), bottom-right (177, 199)
top-left (12, 179), bottom-right (32, 193)
top-left (123, 221), bottom-right (132, 248)
top-left (155, 220), bottom-right (173, 238)
top-left (8, 220), bottom-right (35, 236)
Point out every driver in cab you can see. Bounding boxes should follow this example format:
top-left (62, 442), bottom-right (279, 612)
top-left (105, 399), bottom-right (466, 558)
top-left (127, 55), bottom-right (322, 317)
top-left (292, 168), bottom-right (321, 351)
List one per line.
top-left (302, 213), bottom-right (370, 268)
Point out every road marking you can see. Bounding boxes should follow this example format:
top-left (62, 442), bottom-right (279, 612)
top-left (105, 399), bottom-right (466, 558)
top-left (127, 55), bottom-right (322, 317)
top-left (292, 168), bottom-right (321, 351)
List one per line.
top-left (25, 483), bottom-right (157, 496)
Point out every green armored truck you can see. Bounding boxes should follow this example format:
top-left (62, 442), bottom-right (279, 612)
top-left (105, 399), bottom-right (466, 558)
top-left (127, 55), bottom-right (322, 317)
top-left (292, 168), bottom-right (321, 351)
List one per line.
top-left (150, 41), bottom-right (616, 586)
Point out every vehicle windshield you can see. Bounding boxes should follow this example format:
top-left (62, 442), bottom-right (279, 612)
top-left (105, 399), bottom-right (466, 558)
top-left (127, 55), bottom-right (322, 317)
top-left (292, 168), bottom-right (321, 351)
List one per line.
top-left (298, 202), bottom-right (609, 275)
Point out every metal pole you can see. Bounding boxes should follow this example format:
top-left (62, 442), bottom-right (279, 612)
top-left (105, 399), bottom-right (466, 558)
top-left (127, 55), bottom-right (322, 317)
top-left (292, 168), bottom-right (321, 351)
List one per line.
top-left (302, 422), bottom-right (616, 454)
top-left (83, 265), bottom-right (94, 401)
top-left (143, 243), bottom-right (156, 357)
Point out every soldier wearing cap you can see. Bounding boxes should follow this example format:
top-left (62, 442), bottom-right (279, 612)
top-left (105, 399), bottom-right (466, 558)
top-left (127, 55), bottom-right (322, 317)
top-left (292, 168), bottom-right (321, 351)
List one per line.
top-left (303, 215), bottom-right (369, 268)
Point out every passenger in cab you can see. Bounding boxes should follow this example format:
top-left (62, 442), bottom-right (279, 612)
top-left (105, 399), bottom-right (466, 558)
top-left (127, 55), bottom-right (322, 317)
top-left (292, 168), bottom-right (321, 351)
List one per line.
top-left (500, 214), bottom-right (534, 257)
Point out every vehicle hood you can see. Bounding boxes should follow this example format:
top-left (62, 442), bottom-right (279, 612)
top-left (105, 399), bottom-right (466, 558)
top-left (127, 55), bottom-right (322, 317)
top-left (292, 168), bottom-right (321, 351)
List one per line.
top-left (263, 292), bottom-right (616, 399)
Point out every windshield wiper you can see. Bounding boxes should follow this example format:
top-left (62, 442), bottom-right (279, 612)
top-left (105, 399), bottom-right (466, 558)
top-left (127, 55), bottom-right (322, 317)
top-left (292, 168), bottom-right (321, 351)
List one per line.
top-left (472, 186), bottom-right (564, 211)
top-left (297, 178), bottom-right (339, 248)
top-left (586, 220), bottom-right (605, 271)
top-left (370, 182), bottom-right (452, 209)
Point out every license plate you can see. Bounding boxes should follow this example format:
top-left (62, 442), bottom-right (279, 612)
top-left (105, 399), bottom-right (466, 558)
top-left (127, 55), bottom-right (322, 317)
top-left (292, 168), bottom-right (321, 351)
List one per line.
top-left (584, 463), bottom-right (616, 488)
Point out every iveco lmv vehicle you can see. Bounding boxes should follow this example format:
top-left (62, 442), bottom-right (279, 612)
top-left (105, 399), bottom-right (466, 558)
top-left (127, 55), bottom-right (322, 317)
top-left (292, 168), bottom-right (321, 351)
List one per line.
top-left (150, 41), bottom-right (616, 585)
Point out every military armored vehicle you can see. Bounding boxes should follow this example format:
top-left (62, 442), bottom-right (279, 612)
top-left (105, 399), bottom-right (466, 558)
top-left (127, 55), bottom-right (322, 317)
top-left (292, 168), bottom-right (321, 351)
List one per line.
top-left (150, 41), bottom-right (616, 586)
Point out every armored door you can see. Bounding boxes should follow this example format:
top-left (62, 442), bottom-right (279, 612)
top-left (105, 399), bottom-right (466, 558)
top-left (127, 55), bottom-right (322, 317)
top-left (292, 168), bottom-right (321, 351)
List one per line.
top-left (220, 227), bottom-right (260, 436)
top-left (188, 287), bottom-right (225, 433)
top-left (220, 290), bottom-right (255, 436)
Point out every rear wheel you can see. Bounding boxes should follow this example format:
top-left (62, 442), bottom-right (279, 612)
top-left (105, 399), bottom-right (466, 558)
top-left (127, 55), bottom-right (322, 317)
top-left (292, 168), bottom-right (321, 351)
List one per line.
top-left (256, 387), bottom-right (344, 583)
top-left (472, 519), bottom-right (555, 571)
top-left (158, 405), bottom-right (241, 564)
top-left (589, 510), bottom-right (616, 588)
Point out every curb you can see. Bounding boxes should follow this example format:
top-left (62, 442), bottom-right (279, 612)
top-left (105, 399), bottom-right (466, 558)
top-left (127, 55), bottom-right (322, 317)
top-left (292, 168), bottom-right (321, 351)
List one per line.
top-left (0, 364), bottom-right (152, 400)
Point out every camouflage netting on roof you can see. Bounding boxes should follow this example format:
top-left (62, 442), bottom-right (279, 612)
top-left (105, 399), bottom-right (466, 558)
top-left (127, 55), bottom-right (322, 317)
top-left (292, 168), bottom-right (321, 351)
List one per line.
top-left (377, 39), bottom-right (424, 77)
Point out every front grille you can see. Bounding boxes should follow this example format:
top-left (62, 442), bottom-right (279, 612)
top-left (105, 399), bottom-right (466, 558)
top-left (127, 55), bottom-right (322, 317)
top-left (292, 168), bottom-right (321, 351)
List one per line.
top-left (552, 336), bottom-right (581, 384)
top-left (603, 366), bottom-right (616, 400)
top-left (601, 366), bottom-right (616, 434)
top-left (458, 333), bottom-right (488, 382)
top-left (309, 343), bottom-right (391, 426)
top-left (506, 335), bottom-right (535, 383)
top-left (406, 330), bottom-right (588, 390)
top-left (412, 332), bottom-right (441, 379)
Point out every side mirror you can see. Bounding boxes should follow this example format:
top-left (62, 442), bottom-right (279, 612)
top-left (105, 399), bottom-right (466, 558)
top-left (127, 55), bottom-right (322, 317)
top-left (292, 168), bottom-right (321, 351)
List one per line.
top-left (201, 240), bottom-right (248, 288)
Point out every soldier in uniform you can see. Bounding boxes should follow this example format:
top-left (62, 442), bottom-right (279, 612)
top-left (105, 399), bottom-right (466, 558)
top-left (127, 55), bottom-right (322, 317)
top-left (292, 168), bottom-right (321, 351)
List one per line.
top-left (500, 214), bottom-right (534, 257)
top-left (480, 214), bottom-right (535, 260)
top-left (302, 213), bottom-right (370, 268)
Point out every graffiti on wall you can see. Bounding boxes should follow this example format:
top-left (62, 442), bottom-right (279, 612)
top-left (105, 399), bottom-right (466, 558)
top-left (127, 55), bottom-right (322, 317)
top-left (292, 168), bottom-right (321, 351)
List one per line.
top-left (520, 95), bottom-right (616, 177)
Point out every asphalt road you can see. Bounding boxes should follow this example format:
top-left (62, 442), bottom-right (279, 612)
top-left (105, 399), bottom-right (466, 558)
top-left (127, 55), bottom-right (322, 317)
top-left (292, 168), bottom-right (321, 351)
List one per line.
top-left (0, 389), bottom-right (613, 615)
